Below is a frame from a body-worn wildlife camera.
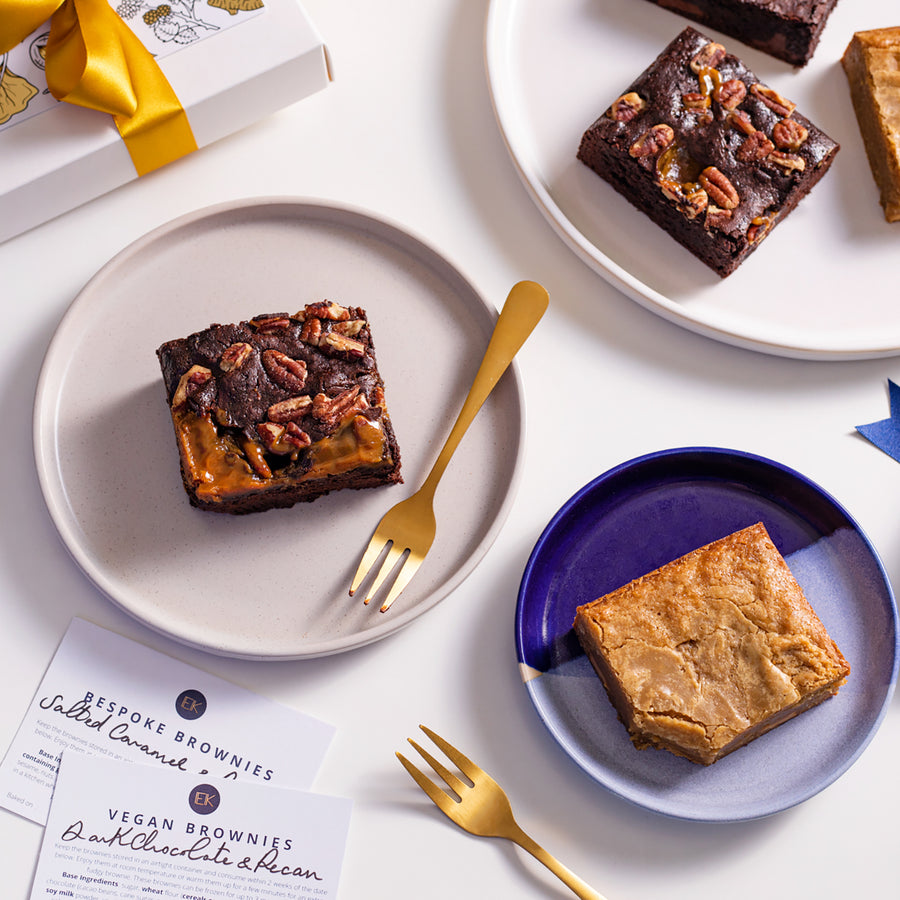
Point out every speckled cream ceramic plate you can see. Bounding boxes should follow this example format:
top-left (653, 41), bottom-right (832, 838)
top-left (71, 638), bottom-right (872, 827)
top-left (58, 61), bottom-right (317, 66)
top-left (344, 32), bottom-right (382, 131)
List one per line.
top-left (34, 198), bottom-right (526, 659)
top-left (485, 0), bottom-right (900, 359)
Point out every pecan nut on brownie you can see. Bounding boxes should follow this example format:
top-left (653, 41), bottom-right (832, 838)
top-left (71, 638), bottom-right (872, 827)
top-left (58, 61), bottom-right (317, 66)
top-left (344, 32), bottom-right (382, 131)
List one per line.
top-left (156, 301), bottom-right (402, 514)
top-left (577, 28), bottom-right (839, 277)
top-left (573, 523), bottom-right (850, 765)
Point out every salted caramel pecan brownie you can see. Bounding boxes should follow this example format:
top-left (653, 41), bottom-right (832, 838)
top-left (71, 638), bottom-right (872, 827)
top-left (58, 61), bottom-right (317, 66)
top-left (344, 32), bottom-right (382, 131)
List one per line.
top-left (156, 301), bottom-right (402, 514)
top-left (577, 28), bottom-right (839, 276)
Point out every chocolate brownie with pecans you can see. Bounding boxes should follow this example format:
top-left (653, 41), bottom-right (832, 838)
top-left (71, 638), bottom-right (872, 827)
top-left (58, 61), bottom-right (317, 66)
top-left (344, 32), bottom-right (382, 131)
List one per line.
top-left (156, 301), bottom-right (403, 514)
top-left (576, 27), bottom-right (839, 277)
top-left (639, 0), bottom-right (841, 67)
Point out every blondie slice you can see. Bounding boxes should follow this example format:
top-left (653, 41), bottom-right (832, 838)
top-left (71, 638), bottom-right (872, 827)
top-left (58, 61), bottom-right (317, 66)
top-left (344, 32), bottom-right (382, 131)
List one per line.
top-left (573, 523), bottom-right (850, 765)
top-left (842, 27), bottom-right (900, 222)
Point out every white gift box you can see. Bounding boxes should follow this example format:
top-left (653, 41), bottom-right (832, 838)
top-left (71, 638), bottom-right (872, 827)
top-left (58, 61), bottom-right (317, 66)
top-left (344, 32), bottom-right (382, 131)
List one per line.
top-left (0, 0), bottom-right (332, 244)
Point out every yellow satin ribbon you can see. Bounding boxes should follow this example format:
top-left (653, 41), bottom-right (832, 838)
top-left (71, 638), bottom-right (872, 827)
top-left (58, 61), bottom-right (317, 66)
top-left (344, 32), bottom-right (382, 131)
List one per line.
top-left (0, 0), bottom-right (197, 174)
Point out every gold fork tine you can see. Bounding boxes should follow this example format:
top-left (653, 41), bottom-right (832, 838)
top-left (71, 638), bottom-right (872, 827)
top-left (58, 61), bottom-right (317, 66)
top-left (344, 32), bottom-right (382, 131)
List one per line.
top-left (349, 281), bottom-right (549, 611)
top-left (348, 537), bottom-right (389, 597)
top-left (419, 724), bottom-right (479, 782)
top-left (397, 725), bottom-right (607, 900)
top-left (407, 737), bottom-right (470, 797)
top-left (396, 752), bottom-right (458, 817)
top-left (359, 542), bottom-right (407, 605)
top-left (371, 553), bottom-right (423, 612)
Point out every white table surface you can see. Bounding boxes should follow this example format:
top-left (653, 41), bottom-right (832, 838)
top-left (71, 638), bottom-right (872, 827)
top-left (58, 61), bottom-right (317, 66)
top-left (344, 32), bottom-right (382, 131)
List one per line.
top-left (1, 2), bottom-right (898, 898)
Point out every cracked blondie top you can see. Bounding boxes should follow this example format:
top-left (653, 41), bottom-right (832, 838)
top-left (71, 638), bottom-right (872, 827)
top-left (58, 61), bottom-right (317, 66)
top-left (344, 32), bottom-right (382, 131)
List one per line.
top-left (573, 522), bottom-right (850, 765)
top-left (842, 27), bottom-right (900, 222)
top-left (156, 301), bottom-right (402, 514)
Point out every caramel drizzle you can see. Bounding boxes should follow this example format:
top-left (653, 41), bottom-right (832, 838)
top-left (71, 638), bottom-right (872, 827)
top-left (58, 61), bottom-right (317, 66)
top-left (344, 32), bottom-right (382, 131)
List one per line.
top-left (174, 409), bottom-right (388, 502)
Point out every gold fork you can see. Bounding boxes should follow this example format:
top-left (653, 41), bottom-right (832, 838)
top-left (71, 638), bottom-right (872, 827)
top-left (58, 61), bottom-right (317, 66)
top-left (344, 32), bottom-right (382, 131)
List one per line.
top-left (349, 280), bottom-right (549, 611)
top-left (398, 726), bottom-right (607, 900)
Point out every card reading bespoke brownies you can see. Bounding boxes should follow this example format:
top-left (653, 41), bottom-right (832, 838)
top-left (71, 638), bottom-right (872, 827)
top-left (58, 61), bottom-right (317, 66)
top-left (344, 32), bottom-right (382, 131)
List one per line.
top-left (577, 28), bottom-right (839, 277)
top-left (573, 523), bottom-right (850, 766)
top-left (156, 301), bottom-right (402, 514)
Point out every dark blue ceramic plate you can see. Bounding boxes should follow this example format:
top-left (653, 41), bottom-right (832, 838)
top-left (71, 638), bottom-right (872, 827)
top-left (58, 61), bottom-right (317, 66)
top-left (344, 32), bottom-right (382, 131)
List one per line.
top-left (516, 447), bottom-right (899, 822)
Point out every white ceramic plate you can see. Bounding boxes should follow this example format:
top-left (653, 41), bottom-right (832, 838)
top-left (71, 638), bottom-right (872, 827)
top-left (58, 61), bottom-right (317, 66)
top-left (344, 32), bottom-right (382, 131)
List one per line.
top-left (485, 0), bottom-right (900, 359)
top-left (34, 198), bottom-right (526, 659)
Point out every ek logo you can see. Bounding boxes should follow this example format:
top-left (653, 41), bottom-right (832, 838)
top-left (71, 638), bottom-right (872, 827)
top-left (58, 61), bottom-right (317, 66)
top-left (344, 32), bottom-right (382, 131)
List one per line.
top-left (188, 783), bottom-right (220, 815)
top-left (175, 688), bottom-right (207, 720)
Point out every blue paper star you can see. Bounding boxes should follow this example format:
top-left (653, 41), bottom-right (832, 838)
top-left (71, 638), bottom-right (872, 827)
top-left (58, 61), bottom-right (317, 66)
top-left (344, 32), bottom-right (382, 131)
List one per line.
top-left (856, 380), bottom-right (900, 463)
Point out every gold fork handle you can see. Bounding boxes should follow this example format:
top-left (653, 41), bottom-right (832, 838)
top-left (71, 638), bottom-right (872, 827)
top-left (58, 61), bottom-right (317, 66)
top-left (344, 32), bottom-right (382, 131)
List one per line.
top-left (420, 280), bottom-right (549, 498)
top-left (509, 823), bottom-right (608, 900)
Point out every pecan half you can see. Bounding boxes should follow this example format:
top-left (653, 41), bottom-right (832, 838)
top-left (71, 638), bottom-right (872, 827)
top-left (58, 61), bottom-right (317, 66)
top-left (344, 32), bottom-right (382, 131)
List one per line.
top-left (768, 151), bottom-right (806, 173)
top-left (736, 131), bottom-right (774, 163)
top-left (282, 422), bottom-right (311, 450)
top-left (322, 331), bottom-right (366, 357)
top-left (682, 92), bottom-right (710, 112)
top-left (299, 317), bottom-right (322, 346)
top-left (660, 181), bottom-right (708, 219)
top-left (680, 185), bottom-right (709, 219)
top-left (728, 109), bottom-right (756, 135)
top-left (690, 42), bottom-right (726, 73)
top-left (171, 365), bottom-right (213, 410)
top-left (608, 92), bottom-right (646, 123)
top-left (261, 349), bottom-right (308, 392)
top-left (219, 342), bottom-right (253, 373)
top-left (267, 395), bottom-right (313, 423)
top-left (713, 79), bottom-right (746, 110)
top-left (750, 83), bottom-right (796, 118)
top-left (249, 314), bottom-right (292, 334)
top-left (331, 319), bottom-right (365, 337)
top-left (312, 387), bottom-right (369, 430)
top-left (699, 167), bottom-right (739, 209)
top-left (629, 124), bottom-right (675, 158)
top-left (256, 421), bottom-right (290, 454)
top-left (303, 300), bottom-right (350, 322)
top-left (256, 421), bottom-right (310, 455)
top-left (772, 118), bottom-right (808, 151)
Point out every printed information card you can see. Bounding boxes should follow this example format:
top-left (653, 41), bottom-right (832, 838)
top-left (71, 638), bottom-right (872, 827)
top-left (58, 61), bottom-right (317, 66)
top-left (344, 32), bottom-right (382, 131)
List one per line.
top-left (0, 618), bottom-right (335, 825)
top-left (30, 752), bottom-right (352, 900)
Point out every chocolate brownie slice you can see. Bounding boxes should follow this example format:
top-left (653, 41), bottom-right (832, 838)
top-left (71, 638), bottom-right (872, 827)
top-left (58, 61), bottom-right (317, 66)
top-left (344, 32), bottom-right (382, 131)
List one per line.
top-left (641, 0), bottom-right (840, 67)
top-left (157, 301), bottom-right (402, 514)
top-left (577, 27), bottom-right (839, 277)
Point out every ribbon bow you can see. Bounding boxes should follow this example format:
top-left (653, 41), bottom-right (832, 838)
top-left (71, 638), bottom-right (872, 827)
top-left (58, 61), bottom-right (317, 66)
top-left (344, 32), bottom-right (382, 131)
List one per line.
top-left (0, 0), bottom-right (197, 174)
